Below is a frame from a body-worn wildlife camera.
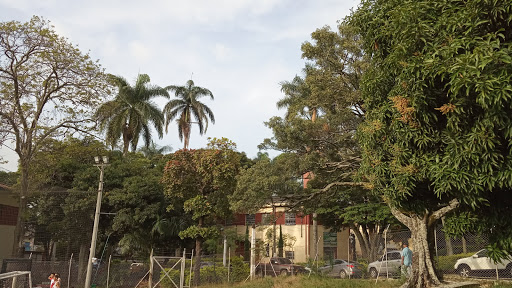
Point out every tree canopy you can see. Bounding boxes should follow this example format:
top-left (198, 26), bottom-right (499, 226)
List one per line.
top-left (0, 16), bottom-right (108, 256)
top-left (351, 0), bottom-right (512, 286)
top-left (95, 73), bottom-right (168, 156)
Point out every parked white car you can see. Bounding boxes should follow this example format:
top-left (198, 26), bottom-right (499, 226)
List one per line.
top-left (367, 250), bottom-right (402, 278)
top-left (454, 249), bottom-right (512, 278)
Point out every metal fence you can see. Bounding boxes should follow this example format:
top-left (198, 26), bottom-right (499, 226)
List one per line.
top-left (362, 226), bottom-right (509, 281)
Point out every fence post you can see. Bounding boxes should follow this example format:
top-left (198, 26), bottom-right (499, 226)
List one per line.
top-left (227, 247), bottom-right (231, 283)
top-left (180, 248), bottom-right (186, 288)
top-left (348, 227), bottom-right (351, 279)
top-left (68, 253), bottom-right (73, 288)
top-left (250, 225), bottom-right (256, 280)
top-left (106, 255), bottom-right (111, 288)
top-left (148, 249), bottom-right (153, 288)
top-left (11, 276), bottom-right (16, 288)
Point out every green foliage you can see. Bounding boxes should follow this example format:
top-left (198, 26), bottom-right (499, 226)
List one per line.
top-left (0, 171), bottom-right (18, 186)
top-left (230, 256), bottom-right (250, 282)
top-left (95, 73), bottom-right (168, 155)
top-left (244, 226), bottom-right (250, 261)
top-left (179, 225), bottom-right (219, 240)
top-left (436, 253), bottom-right (474, 271)
top-left (163, 80), bottom-right (215, 149)
top-left (231, 154), bottom-right (303, 214)
top-left (351, 0), bottom-right (512, 260)
top-left (278, 225), bottom-right (284, 257)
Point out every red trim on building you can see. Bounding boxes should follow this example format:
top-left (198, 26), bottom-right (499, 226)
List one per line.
top-left (275, 212), bottom-right (285, 225)
top-left (255, 213), bottom-right (262, 224)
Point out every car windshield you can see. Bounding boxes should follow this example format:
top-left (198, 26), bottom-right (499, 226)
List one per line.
top-left (280, 258), bottom-right (292, 264)
top-left (475, 250), bottom-right (488, 258)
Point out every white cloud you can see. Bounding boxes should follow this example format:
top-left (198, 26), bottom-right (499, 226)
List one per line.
top-left (0, 0), bottom-right (360, 170)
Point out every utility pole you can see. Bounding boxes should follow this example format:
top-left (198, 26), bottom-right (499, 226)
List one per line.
top-left (84, 156), bottom-right (108, 288)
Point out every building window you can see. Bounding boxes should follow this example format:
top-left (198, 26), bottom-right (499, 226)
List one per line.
top-left (285, 251), bottom-right (295, 260)
top-left (261, 213), bottom-right (271, 225)
top-left (285, 213), bottom-right (295, 225)
top-left (245, 214), bottom-right (255, 226)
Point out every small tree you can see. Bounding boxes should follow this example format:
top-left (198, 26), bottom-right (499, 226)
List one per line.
top-left (244, 225), bottom-right (250, 261)
top-left (162, 138), bottom-right (241, 286)
top-left (278, 225), bottom-right (284, 257)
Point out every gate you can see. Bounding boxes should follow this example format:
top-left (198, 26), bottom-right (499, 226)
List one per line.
top-left (135, 249), bottom-right (193, 288)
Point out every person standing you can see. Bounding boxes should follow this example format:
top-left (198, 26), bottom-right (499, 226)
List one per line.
top-left (48, 273), bottom-right (55, 288)
top-left (401, 242), bottom-right (413, 277)
top-left (54, 273), bottom-right (61, 288)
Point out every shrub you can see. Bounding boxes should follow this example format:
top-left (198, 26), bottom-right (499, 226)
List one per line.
top-left (230, 256), bottom-right (250, 282)
top-left (436, 253), bottom-right (474, 271)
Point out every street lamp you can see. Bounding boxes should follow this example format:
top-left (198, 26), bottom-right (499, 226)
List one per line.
top-left (84, 156), bottom-right (109, 288)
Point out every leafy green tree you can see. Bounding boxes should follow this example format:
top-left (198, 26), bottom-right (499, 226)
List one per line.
top-left (163, 80), bottom-right (215, 149)
top-left (278, 225), bottom-right (284, 257)
top-left (0, 16), bottom-right (108, 256)
top-left (95, 74), bottom-right (168, 156)
top-left (244, 225), bottom-right (250, 261)
top-left (258, 21), bottom-right (395, 262)
top-left (351, 0), bottom-right (512, 286)
top-left (162, 138), bottom-right (240, 286)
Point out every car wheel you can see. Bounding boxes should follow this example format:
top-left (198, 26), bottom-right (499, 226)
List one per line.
top-left (279, 269), bottom-right (288, 276)
top-left (339, 270), bottom-right (347, 279)
top-left (370, 268), bottom-right (378, 278)
top-left (457, 264), bottom-right (471, 278)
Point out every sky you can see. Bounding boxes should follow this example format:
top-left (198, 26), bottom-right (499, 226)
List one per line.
top-left (0, 0), bottom-right (359, 172)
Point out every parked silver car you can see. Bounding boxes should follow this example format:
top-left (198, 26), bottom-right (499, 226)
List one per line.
top-left (454, 249), bottom-right (512, 278)
top-left (367, 251), bottom-right (402, 278)
top-left (318, 259), bottom-right (364, 278)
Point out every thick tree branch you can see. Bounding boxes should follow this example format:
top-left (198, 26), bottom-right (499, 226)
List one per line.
top-left (429, 198), bottom-right (459, 226)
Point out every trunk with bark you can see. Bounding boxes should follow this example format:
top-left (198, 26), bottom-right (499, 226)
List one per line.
top-left (390, 199), bottom-right (459, 288)
top-left (78, 243), bottom-right (88, 284)
top-left (351, 223), bottom-right (384, 262)
top-left (312, 213), bottom-right (318, 260)
top-left (193, 217), bottom-right (204, 287)
top-left (12, 162), bottom-right (29, 257)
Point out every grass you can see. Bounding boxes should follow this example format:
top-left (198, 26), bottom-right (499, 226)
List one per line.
top-left (202, 275), bottom-right (512, 288)
top-left (207, 275), bottom-right (402, 288)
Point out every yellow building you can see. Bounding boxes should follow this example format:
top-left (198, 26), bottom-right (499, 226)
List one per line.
top-left (0, 184), bottom-right (17, 262)
top-left (227, 207), bottom-right (350, 263)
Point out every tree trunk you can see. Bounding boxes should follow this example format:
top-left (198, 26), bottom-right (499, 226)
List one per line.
top-left (193, 217), bottom-right (203, 287)
top-left (441, 217), bottom-right (453, 256)
top-left (12, 163), bottom-right (29, 257)
top-left (78, 243), bottom-right (88, 284)
top-left (312, 213), bottom-right (318, 260)
top-left (390, 199), bottom-right (459, 288)
top-left (462, 236), bottom-right (467, 253)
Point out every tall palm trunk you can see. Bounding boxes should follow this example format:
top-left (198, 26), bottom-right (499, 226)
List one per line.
top-left (123, 124), bottom-right (132, 156)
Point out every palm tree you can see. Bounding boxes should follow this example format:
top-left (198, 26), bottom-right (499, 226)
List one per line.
top-left (95, 74), bottom-right (169, 156)
top-left (163, 80), bottom-right (215, 149)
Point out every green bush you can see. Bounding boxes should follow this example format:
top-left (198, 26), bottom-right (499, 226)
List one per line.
top-left (200, 265), bottom-right (229, 284)
top-left (436, 253), bottom-right (474, 271)
top-left (230, 256), bottom-right (250, 282)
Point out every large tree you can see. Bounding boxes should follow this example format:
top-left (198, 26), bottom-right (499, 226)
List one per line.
top-left (163, 80), bottom-right (215, 149)
top-left (351, 0), bottom-right (512, 287)
top-left (258, 22), bottom-right (395, 262)
top-left (0, 16), bottom-right (107, 256)
top-left (95, 74), bottom-right (168, 156)
top-left (162, 138), bottom-right (240, 286)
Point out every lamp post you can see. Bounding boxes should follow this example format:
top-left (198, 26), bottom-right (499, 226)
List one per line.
top-left (84, 156), bottom-right (108, 288)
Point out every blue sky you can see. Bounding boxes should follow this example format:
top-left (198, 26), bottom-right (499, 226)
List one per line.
top-left (0, 0), bottom-right (359, 172)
